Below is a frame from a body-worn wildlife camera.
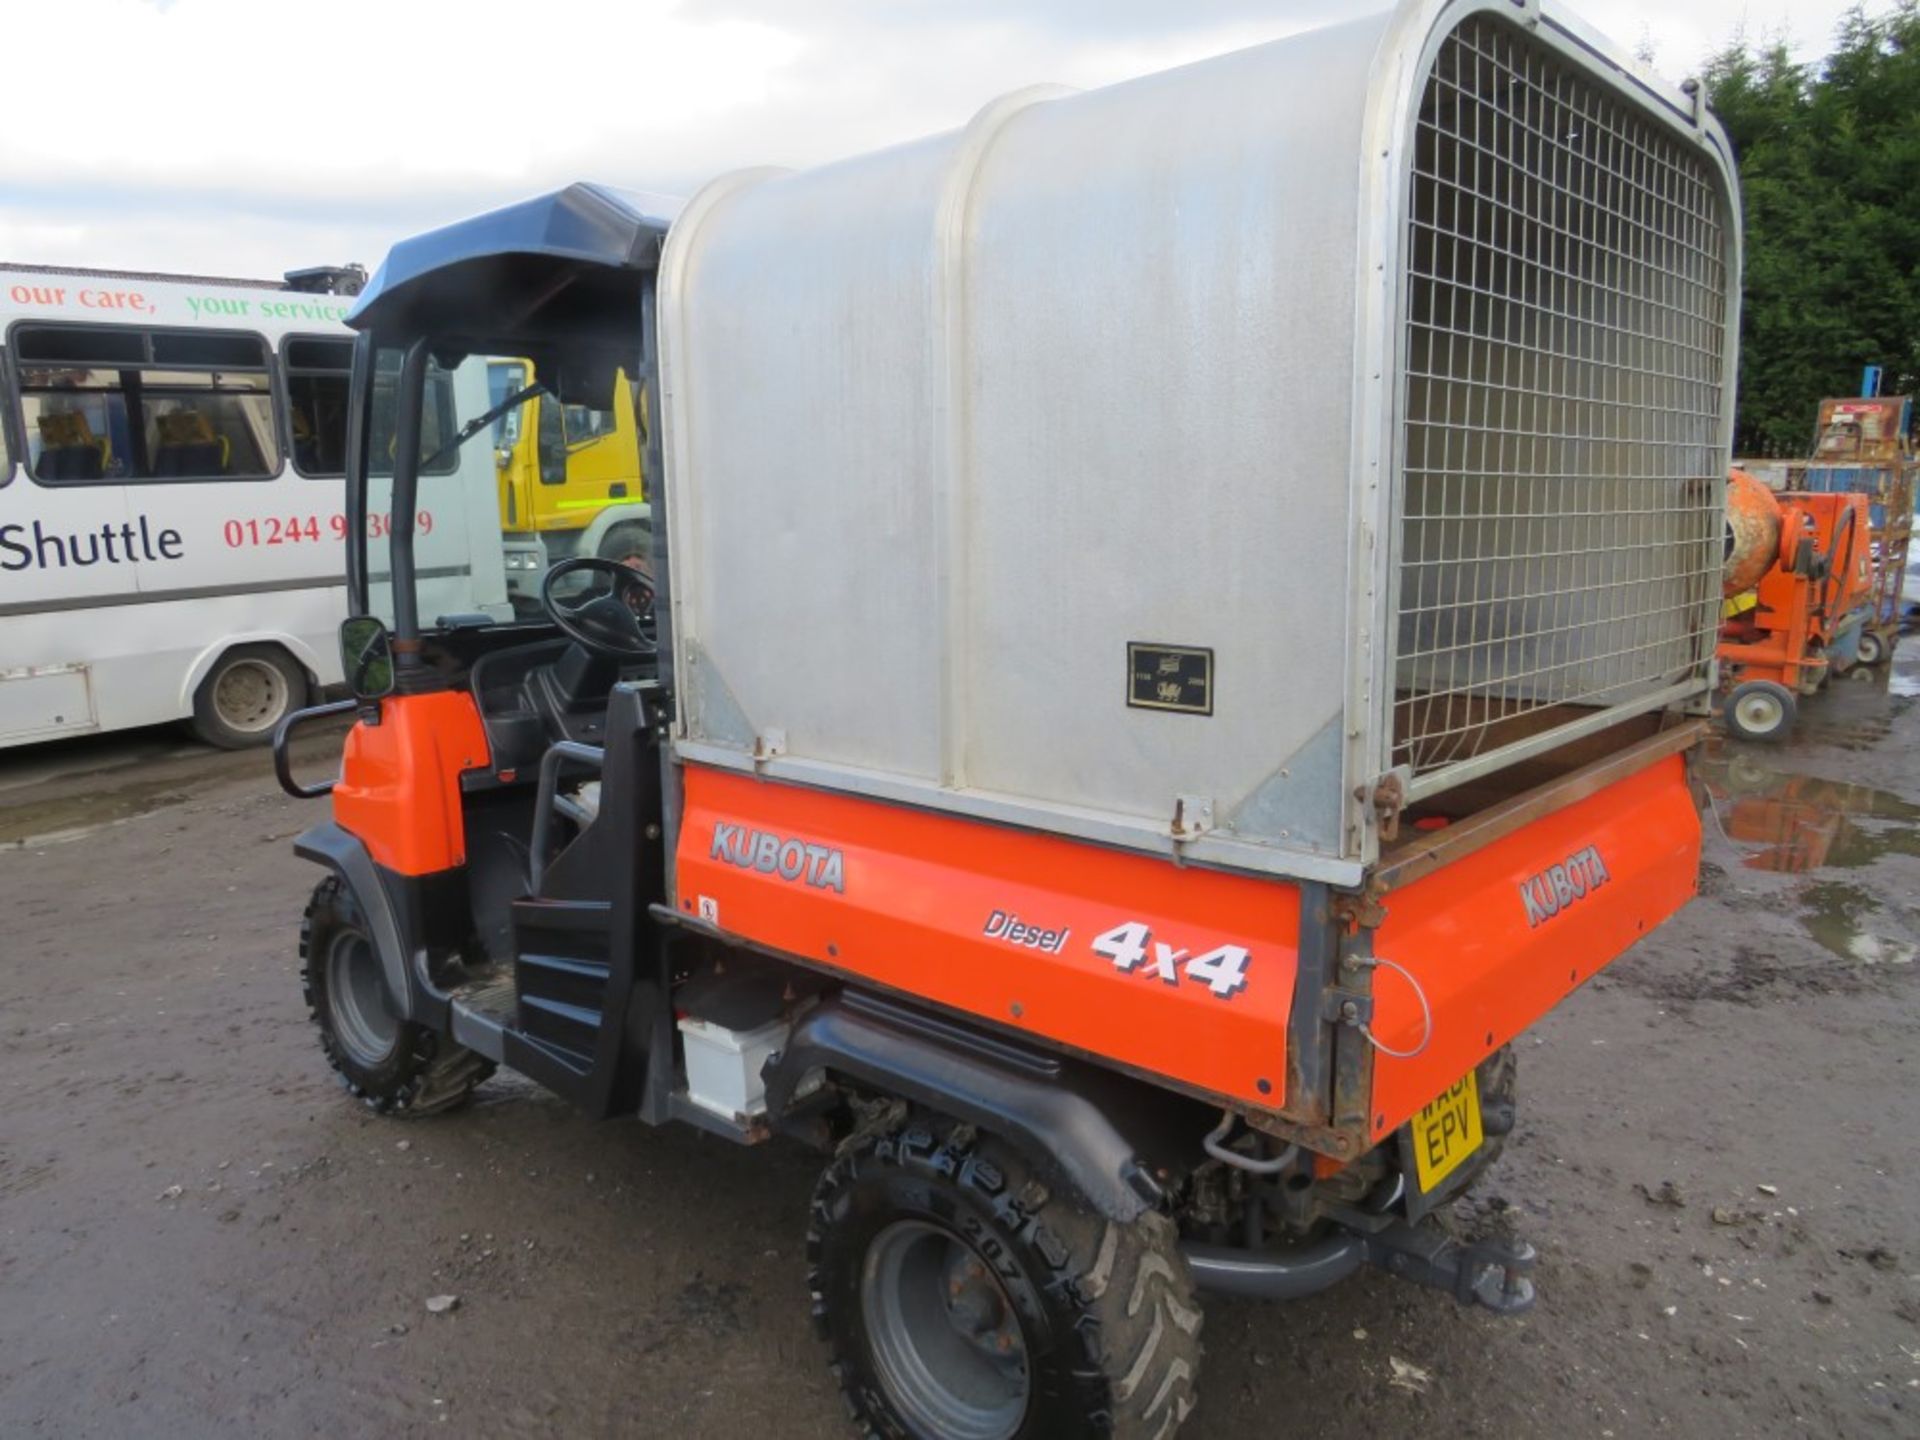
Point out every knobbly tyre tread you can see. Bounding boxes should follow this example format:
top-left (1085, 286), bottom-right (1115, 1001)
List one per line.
top-left (299, 876), bottom-right (494, 1116)
top-left (397, 1044), bottom-right (496, 1117)
top-left (807, 1117), bottom-right (1203, 1440)
top-left (1467, 1043), bottom-right (1517, 1176)
top-left (1436, 1043), bottom-right (1518, 1202)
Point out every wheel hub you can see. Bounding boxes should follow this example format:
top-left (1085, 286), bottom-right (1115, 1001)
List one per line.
top-left (213, 658), bottom-right (288, 733)
top-left (944, 1252), bottom-right (1021, 1358)
top-left (861, 1220), bottom-right (1029, 1440)
top-left (326, 930), bottom-right (400, 1068)
top-left (1734, 690), bottom-right (1783, 733)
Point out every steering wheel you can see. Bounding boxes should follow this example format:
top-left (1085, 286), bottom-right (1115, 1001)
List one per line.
top-left (539, 555), bottom-right (656, 658)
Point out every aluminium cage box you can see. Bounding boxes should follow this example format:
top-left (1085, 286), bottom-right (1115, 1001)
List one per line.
top-left (656, 0), bottom-right (1741, 889)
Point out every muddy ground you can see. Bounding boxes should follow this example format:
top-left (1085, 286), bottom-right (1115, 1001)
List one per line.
top-left (1, 665), bottom-right (1916, 1440)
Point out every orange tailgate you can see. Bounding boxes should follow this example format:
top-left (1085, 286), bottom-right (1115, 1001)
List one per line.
top-left (1367, 754), bottom-right (1700, 1141)
top-left (675, 765), bottom-right (1301, 1109)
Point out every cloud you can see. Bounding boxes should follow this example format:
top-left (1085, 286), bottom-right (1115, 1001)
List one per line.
top-left (0, 0), bottom-right (1882, 278)
top-left (0, 0), bottom-right (799, 198)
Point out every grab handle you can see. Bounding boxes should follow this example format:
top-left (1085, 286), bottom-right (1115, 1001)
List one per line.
top-left (272, 698), bottom-right (358, 799)
top-left (529, 741), bottom-right (606, 892)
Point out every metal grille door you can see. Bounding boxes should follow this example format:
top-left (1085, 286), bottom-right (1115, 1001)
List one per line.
top-left (1393, 13), bottom-right (1729, 793)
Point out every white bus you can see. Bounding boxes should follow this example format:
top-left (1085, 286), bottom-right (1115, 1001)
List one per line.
top-left (0, 264), bottom-right (509, 748)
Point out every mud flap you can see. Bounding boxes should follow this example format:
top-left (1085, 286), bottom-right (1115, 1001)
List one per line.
top-left (763, 990), bottom-right (1213, 1222)
top-left (294, 820), bottom-right (415, 1022)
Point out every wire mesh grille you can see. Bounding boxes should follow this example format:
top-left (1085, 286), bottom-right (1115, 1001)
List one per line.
top-left (1392, 13), bottom-right (1728, 781)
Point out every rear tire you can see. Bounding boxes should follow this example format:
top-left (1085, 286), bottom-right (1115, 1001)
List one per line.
top-left (299, 877), bottom-right (493, 1115)
top-left (1723, 679), bottom-right (1796, 743)
top-left (1856, 629), bottom-right (1887, 666)
top-left (1446, 1045), bottom-right (1517, 1197)
top-left (190, 643), bottom-right (307, 748)
top-left (809, 1118), bottom-right (1202, 1440)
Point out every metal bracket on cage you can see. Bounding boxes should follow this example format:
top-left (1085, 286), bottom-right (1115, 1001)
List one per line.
top-left (1359, 769), bottom-right (1409, 843)
top-left (1681, 77), bottom-right (1706, 127)
top-left (1171, 794), bottom-right (1215, 842)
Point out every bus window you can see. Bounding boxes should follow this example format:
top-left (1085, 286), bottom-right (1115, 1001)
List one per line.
top-left (0, 356), bottom-right (12, 485)
top-left (285, 336), bottom-right (352, 478)
top-left (368, 348), bottom-right (459, 477)
top-left (13, 324), bottom-right (278, 483)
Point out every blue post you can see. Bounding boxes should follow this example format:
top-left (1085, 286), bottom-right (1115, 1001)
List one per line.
top-left (1862, 365), bottom-right (1882, 398)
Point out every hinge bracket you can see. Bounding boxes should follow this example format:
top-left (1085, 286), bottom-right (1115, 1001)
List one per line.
top-left (1357, 769), bottom-right (1408, 843)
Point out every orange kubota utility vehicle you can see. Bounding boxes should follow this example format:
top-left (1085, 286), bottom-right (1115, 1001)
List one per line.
top-left (272, 4), bottom-right (1740, 1435)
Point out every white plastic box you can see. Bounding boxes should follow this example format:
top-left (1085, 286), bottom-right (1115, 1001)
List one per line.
top-left (678, 1015), bottom-right (790, 1121)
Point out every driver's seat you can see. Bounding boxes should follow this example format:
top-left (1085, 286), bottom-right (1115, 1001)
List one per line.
top-left (467, 637), bottom-right (579, 778)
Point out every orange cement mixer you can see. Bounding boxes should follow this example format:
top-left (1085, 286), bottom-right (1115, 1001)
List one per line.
top-left (1718, 468), bottom-right (1873, 741)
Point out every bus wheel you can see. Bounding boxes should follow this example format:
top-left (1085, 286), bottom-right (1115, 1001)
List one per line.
top-left (809, 1118), bottom-right (1202, 1440)
top-left (190, 644), bottom-right (308, 749)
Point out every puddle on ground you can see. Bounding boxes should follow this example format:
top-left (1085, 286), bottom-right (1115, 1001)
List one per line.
top-left (1699, 742), bottom-right (1920, 874)
top-left (1795, 881), bottom-right (1917, 967)
top-left (0, 777), bottom-right (190, 849)
top-left (1784, 657), bottom-right (1918, 750)
top-left (1700, 740), bottom-right (1920, 969)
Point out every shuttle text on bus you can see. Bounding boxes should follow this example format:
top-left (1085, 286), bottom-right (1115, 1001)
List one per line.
top-left (1, 517), bottom-right (184, 571)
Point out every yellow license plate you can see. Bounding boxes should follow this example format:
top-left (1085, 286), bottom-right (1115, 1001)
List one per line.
top-left (1411, 1069), bottom-right (1483, 1193)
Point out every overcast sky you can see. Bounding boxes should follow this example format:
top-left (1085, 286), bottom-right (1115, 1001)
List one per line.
top-left (0, 0), bottom-right (1879, 281)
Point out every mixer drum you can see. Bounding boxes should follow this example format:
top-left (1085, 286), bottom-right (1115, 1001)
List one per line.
top-left (1724, 467), bottom-right (1784, 596)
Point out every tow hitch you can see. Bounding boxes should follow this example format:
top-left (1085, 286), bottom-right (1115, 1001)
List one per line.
top-left (1365, 1222), bottom-right (1537, 1314)
top-left (1184, 1220), bottom-right (1537, 1315)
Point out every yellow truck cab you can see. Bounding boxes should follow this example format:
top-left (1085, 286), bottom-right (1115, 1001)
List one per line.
top-left (489, 359), bottom-right (648, 610)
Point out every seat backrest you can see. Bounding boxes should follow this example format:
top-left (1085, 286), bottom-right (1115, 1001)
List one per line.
top-left (35, 412), bottom-right (107, 480)
top-left (292, 404), bottom-right (321, 473)
top-left (152, 410), bottom-right (228, 476)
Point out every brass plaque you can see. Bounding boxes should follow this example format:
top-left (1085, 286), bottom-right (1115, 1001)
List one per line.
top-left (1127, 643), bottom-right (1213, 715)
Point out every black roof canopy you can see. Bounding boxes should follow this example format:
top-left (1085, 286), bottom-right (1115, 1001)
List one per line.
top-left (347, 183), bottom-right (681, 388)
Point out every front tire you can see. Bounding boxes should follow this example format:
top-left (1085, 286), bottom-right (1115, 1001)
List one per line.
top-left (595, 519), bottom-right (652, 567)
top-left (1724, 679), bottom-right (1796, 743)
top-left (299, 877), bottom-right (493, 1115)
top-left (190, 643), bottom-right (307, 748)
top-left (1856, 629), bottom-right (1887, 666)
top-left (809, 1118), bottom-right (1202, 1440)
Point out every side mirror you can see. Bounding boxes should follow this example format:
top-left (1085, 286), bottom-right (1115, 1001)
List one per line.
top-left (339, 615), bottom-right (396, 700)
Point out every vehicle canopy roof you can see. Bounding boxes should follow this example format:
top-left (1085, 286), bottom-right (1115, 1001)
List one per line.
top-left (347, 183), bottom-right (680, 401)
